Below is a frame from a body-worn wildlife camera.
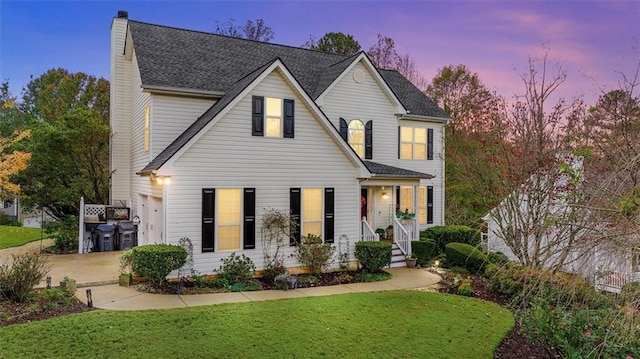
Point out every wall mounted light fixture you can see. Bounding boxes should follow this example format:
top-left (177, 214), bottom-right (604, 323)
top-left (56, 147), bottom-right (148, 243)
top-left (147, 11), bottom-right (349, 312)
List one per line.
top-left (150, 173), bottom-right (171, 185)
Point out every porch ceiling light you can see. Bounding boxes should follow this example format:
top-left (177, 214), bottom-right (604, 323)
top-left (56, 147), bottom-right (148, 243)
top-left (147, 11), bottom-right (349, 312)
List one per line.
top-left (382, 192), bottom-right (388, 199)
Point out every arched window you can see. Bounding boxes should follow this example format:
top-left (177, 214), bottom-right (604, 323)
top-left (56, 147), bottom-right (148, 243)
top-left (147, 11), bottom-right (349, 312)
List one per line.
top-left (348, 119), bottom-right (365, 157)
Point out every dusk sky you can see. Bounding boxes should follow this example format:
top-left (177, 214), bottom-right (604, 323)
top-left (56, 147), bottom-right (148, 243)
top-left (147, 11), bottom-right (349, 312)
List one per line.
top-left (1, 1), bottom-right (638, 106)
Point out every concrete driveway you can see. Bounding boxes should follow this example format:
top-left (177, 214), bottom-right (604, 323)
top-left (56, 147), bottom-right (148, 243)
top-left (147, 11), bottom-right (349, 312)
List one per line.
top-left (0, 240), bottom-right (122, 288)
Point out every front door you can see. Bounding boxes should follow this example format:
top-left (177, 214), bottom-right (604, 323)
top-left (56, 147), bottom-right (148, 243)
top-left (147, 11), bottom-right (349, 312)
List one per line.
top-left (361, 188), bottom-right (368, 220)
top-left (149, 197), bottom-right (163, 244)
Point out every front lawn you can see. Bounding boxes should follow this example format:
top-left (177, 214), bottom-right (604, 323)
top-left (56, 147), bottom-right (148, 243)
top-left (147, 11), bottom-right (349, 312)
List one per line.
top-left (0, 225), bottom-right (42, 249)
top-left (0, 291), bottom-right (513, 358)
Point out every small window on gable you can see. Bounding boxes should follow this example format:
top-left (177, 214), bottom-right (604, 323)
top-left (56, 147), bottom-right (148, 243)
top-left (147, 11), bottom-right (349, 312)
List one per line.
top-left (266, 97), bottom-right (282, 137)
top-left (144, 105), bottom-right (150, 152)
top-left (348, 120), bottom-right (364, 158)
top-left (253, 97), bottom-right (294, 138)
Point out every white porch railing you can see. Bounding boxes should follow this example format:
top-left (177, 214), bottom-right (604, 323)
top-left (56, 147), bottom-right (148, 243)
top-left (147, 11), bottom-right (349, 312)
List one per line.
top-left (595, 271), bottom-right (639, 294)
top-left (361, 217), bottom-right (379, 241)
top-left (393, 217), bottom-right (418, 256)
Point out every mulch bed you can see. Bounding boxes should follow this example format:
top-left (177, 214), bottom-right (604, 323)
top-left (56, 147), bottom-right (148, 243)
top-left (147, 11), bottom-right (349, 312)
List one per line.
top-left (1, 268), bottom-right (564, 358)
top-left (0, 292), bottom-right (93, 328)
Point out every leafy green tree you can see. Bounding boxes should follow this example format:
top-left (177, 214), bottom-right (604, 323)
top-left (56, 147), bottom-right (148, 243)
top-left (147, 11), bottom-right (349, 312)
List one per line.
top-left (303, 32), bottom-right (361, 56)
top-left (426, 64), bottom-right (505, 226)
top-left (15, 108), bottom-right (109, 219)
top-left (11, 69), bottom-right (110, 219)
top-left (21, 69), bottom-right (109, 125)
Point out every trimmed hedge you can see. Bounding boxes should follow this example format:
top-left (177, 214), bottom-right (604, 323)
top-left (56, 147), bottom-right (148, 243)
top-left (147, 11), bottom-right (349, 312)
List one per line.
top-left (411, 240), bottom-right (435, 265)
top-left (421, 225), bottom-right (481, 254)
top-left (354, 241), bottom-right (392, 272)
top-left (131, 244), bottom-right (188, 286)
top-left (444, 242), bottom-right (487, 274)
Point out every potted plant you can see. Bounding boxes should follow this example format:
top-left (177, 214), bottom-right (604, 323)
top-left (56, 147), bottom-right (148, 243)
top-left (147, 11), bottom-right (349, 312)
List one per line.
top-left (375, 228), bottom-right (386, 240)
top-left (119, 251), bottom-right (134, 287)
top-left (405, 255), bottom-right (417, 268)
top-left (59, 276), bottom-right (77, 294)
top-left (386, 225), bottom-right (393, 240)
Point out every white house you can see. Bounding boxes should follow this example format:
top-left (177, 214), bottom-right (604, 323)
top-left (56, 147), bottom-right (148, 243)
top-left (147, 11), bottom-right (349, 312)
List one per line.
top-left (483, 154), bottom-right (640, 292)
top-left (109, 11), bottom-right (450, 274)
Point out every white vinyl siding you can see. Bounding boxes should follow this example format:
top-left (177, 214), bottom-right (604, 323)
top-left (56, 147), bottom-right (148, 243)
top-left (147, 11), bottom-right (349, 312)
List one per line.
top-left (151, 94), bottom-right (215, 157)
top-left (109, 17), bottom-right (132, 204)
top-left (165, 69), bottom-right (360, 274)
top-left (322, 62), bottom-right (398, 164)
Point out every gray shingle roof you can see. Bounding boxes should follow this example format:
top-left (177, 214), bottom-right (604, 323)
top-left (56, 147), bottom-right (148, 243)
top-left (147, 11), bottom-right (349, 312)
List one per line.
top-left (363, 161), bottom-right (434, 179)
top-left (127, 20), bottom-right (449, 118)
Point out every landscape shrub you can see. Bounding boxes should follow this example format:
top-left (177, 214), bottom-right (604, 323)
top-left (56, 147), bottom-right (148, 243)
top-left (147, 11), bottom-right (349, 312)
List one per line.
top-left (215, 252), bottom-right (256, 286)
top-left (354, 241), bottom-right (392, 272)
top-left (444, 242), bottom-right (487, 274)
top-left (457, 282), bottom-right (474, 296)
top-left (261, 260), bottom-right (287, 283)
top-left (294, 234), bottom-right (335, 275)
top-left (0, 253), bottom-right (50, 303)
top-left (43, 216), bottom-right (79, 253)
top-left (412, 239), bottom-right (435, 265)
top-left (131, 244), bottom-right (187, 287)
top-left (523, 301), bottom-right (639, 359)
top-left (0, 212), bottom-right (21, 226)
top-left (420, 225), bottom-right (481, 255)
top-left (487, 251), bottom-right (510, 266)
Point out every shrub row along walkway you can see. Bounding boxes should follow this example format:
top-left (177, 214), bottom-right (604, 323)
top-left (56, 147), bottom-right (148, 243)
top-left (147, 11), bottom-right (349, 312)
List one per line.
top-left (77, 268), bottom-right (441, 311)
top-left (1, 244), bottom-right (441, 311)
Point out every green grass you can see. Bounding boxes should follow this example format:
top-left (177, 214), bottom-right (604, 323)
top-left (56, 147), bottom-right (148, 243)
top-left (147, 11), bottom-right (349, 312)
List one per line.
top-left (0, 291), bottom-right (514, 358)
top-left (0, 225), bottom-right (43, 249)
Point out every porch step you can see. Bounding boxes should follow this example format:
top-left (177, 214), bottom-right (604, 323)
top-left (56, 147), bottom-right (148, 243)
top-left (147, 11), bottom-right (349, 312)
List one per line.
top-left (390, 243), bottom-right (406, 268)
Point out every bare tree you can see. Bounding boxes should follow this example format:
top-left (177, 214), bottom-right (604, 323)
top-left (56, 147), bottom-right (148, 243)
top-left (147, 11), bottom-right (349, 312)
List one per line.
top-left (487, 50), bottom-right (595, 271)
top-left (215, 18), bottom-right (275, 42)
top-left (367, 34), bottom-right (399, 69)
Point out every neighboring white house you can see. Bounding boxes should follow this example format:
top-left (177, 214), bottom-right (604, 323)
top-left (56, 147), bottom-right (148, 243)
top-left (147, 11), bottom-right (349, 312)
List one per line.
top-left (0, 198), bottom-right (53, 228)
top-left (483, 154), bottom-right (640, 292)
top-left (109, 11), bottom-right (450, 274)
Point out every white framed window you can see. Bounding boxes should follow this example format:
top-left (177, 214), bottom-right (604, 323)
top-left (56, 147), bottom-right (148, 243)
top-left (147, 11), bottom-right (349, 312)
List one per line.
top-left (144, 105), bottom-right (150, 152)
top-left (302, 188), bottom-right (323, 238)
top-left (217, 188), bottom-right (241, 251)
top-left (348, 119), bottom-right (365, 157)
top-left (418, 186), bottom-right (427, 224)
top-left (399, 186), bottom-right (414, 214)
top-left (265, 97), bottom-right (282, 137)
top-left (400, 126), bottom-right (426, 160)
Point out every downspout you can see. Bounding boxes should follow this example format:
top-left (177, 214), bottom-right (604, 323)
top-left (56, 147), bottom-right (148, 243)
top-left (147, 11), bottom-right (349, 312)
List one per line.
top-left (441, 124), bottom-right (446, 225)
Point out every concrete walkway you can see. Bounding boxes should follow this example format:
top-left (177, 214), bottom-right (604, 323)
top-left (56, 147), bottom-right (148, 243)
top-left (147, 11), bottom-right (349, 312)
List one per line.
top-left (76, 267), bottom-right (442, 311)
top-left (2, 243), bottom-right (441, 311)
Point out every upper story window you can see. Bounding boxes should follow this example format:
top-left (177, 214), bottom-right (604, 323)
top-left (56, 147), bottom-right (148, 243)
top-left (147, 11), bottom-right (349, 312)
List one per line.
top-left (144, 105), bottom-right (150, 152)
top-left (340, 118), bottom-right (372, 159)
top-left (348, 120), bottom-right (365, 157)
top-left (253, 96), bottom-right (294, 138)
top-left (399, 126), bottom-right (433, 160)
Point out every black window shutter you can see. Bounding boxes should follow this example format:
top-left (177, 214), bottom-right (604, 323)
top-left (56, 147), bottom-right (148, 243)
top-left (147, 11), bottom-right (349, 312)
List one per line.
top-left (290, 188), bottom-right (301, 245)
top-left (283, 99), bottom-right (295, 138)
top-left (324, 188), bottom-right (334, 243)
top-left (365, 120), bottom-right (373, 159)
top-left (243, 188), bottom-right (256, 249)
top-left (427, 128), bottom-right (434, 160)
top-left (339, 118), bottom-right (348, 141)
top-left (395, 186), bottom-right (400, 213)
top-left (427, 186), bottom-right (434, 224)
top-left (252, 96), bottom-right (264, 136)
top-left (397, 126), bottom-right (401, 159)
top-left (202, 189), bottom-right (215, 252)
